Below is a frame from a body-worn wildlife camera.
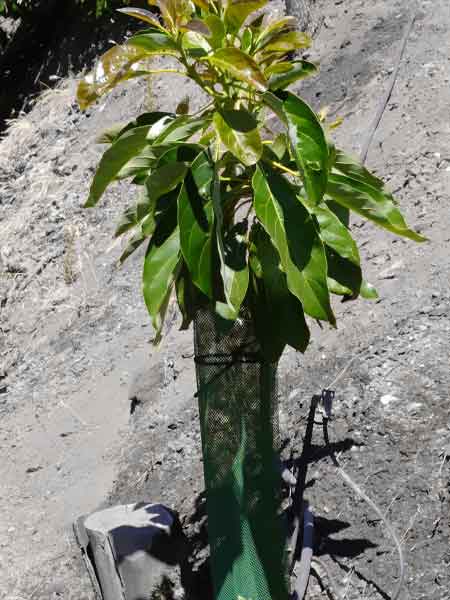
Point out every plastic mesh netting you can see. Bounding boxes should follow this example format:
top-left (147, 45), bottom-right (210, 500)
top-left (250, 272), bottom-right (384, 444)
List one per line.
top-left (194, 308), bottom-right (288, 600)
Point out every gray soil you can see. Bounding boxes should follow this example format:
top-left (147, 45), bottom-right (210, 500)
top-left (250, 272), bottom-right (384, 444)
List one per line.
top-left (0, 0), bottom-right (449, 599)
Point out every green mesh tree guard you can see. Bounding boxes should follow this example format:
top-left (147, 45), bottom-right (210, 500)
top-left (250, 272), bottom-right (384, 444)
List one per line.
top-left (194, 309), bottom-right (289, 600)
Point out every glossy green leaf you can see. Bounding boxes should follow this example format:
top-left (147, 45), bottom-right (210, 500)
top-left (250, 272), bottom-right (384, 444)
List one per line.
top-left (326, 173), bottom-right (427, 242)
top-left (190, 151), bottom-right (213, 197)
top-left (327, 277), bottom-right (352, 296)
top-left (271, 133), bottom-right (288, 160)
top-left (283, 92), bottom-right (329, 205)
top-left (98, 112), bottom-right (174, 145)
top-left (143, 226), bottom-right (180, 332)
top-left (182, 30), bottom-right (212, 55)
top-left (303, 201), bottom-right (360, 266)
top-left (127, 31), bottom-right (180, 56)
top-left (204, 14), bottom-right (226, 48)
top-left (360, 280), bottom-right (379, 300)
top-left (241, 27), bottom-right (253, 53)
top-left (326, 248), bottom-right (362, 298)
top-left (77, 44), bottom-right (148, 110)
top-left (251, 224), bottom-right (310, 360)
top-left (175, 265), bottom-right (199, 330)
top-left (206, 48), bottom-right (268, 92)
top-left (116, 146), bottom-right (156, 180)
top-left (146, 161), bottom-right (188, 201)
top-left (333, 149), bottom-right (384, 190)
top-left (262, 91), bottom-right (287, 123)
top-left (221, 108), bottom-right (258, 133)
top-left (178, 174), bottom-right (214, 297)
top-left (117, 7), bottom-right (166, 30)
top-left (252, 165), bottom-right (335, 323)
top-left (255, 16), bottom-right (297, 48)
top-left (268, 60), bottom-right (318, 90)
top-left (96, 122), bottom-right (128, 144)
top-left (258, 30), bottom-right (311, 54)
top-left (85, 125), bottom-right (151, 207)
top-left (213, 111), bottom-right (262, 166)
top-left (154, 115), bottom-right (208, 144)
top-left (115, 187), bottom-right (154, 237)
top-left (119, 229), bottom-right (147, 264)
top-left (224, 0), bottom-right (267, 33)
top-left (213, 167), bottom-right (249, 316)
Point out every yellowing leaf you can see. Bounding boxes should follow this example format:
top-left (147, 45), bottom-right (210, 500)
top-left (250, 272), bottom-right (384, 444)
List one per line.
top-left (77, 44), bottom-right (147, 110)
top-left (116, 7), bottom-right (166, 31)
top-left (258, 30), bottom-right (311, 54)
top-left (213, 112), bottom-right (262, 166)
top-left (255, 16), bottom-right (297, 48)
top-left (224, 0), bottom-right (268, 33)
top-left (127, 31), bottom-right (180, 56)
top-left (206, 48), bottom-right (268, 92)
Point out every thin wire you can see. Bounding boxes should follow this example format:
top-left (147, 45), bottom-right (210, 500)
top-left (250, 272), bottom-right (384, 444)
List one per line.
top-left (359, 11), bottom-right (417, 164)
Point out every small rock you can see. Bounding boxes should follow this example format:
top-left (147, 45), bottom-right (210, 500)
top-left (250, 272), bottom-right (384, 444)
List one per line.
top-left (380, 394), bottom-right (399, 406)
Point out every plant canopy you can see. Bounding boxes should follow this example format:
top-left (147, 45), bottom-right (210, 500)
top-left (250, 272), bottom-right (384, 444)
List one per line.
top-left (77, 0), bottom-right (425, 360)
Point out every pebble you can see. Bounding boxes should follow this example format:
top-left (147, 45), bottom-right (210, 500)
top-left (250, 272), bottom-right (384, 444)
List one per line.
top-left (380, 394), bottom-right (399, 406)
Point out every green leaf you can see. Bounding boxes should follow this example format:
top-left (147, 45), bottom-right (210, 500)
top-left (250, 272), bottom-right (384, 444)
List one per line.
top-left (143, 226), bottom-right (180, 334)
top-left (175, 265), bottom-right (199, 330)
top-left (326, 249), bottom-right (362, 298)
top-left (252, 165), bottom-right (335, 323)
top-left (221, 108), bottom-right (258, 132)
top-left (241, 27), bottom-right (253, 53)
top-left (108, 112), bottom-right (174, 144)
top-left (302, 201), bottom-right (360, 266)
top-left (115, 187), bottom-right (154, 237)
top-left (182, 30), bottom-right (211, 55)
top-left (178, 174), bottom-right (214, 297)
top-left (255, 16), bottom-right (297, 48)
top-left (213, 167), bottom-right (249, 316)
top-left (154, 115), bottom-right (208, 144)
top-left (119, 229), bottom-right (147, 264)
top-left (213, 111), bottom-right (262, 166)
top-left (96, 122), bottom-right (128, 144)
top-left (224, 0), bottom-right (267, 33)
top-left (191, 151), bottom-right (213, 197)
top-left (326, 173), bottom-right (427, 242)
top-left (262, 91), bottom-right (287, 124)
top-left (77, 44), bottom-right (148, 110)
top-left (116, 145), bottom-right (156, 180)
top-left (206, 48), bottom-right (268, 92)
top-left (283, 92), bottom-right (329, 206)
top-left (327, 277), bottom-right (352, 296)
top-left (268, 60), bottom-right (318, 90)
top-left (257, 30), bottom-right (311, 54)
top-left (360, 280), bottom-right (379, 300)
top-left (204, 14), bottom-right (226, 48)
top-left (251, 224), bottom-right (310, 360)
top-left (86, 125), bottom-right (151, 207)
top-left (127, 31), bottom-right (180, 57)
top-left (117, 7), bottom-right (166, 31)
top-left (333, 149), bottom-right (384, 190)
top-left (145, 161), bottom-right (188, 201)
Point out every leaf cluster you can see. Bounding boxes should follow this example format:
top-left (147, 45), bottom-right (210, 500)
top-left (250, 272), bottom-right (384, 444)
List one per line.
top-left (77, 0), bottom-right (425, 360)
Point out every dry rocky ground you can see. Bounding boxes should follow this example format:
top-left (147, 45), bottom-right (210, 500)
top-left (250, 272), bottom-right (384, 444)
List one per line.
top-left (0, 0), bottom-right (449, 599)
